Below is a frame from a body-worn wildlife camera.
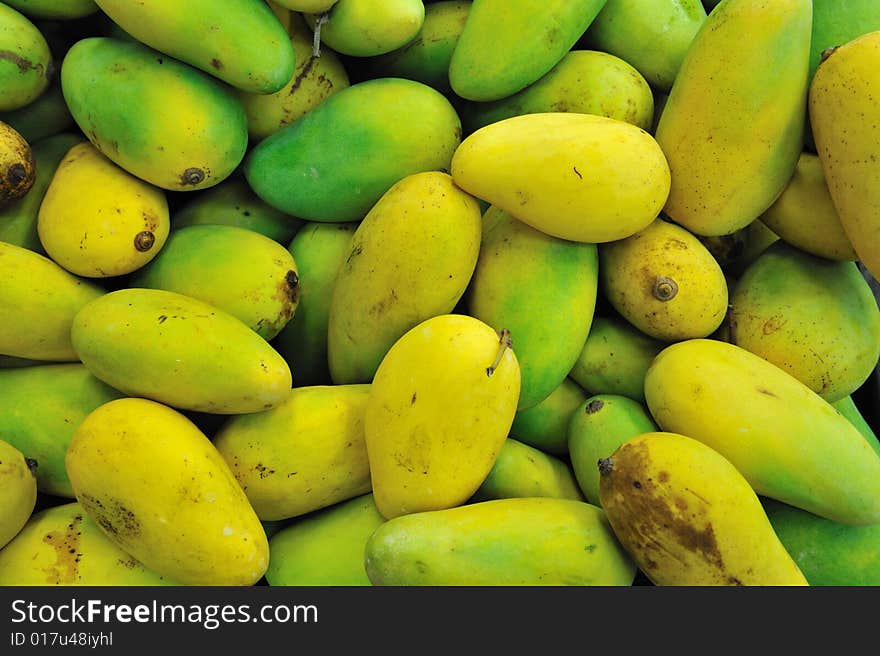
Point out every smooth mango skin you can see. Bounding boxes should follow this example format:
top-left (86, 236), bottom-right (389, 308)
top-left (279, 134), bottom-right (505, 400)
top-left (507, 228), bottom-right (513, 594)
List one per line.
top-left (467, 205), bottom-right (598, 410)
top-left (459, 50), bottom-right (654, 135)
top-left (266, 494), bottom-right (384, 586)
top-left (0, 4), bottom-right (51, 112)
top-left (656, 0), bottom-right (812, 237)
top-left (760, 153), bottom-right (856, 261)
top-left (94, 0), bottom-right (294, 94)
top-left (1, 1), bottom-right (98, 20)
top-left (471, 438), bottom-right (584, 503)
top-left (365, 497), bottom-right (636, 586)
top-left (0, 242), bottom-right (105, 361)
top-left (365, 314), bottom-right (520, 519)
top-left (762, 498), bottom-right (880, 586)
top-left (213, 385), bottom-right (372, 521)
top-left (810, 33), bottom-right (880, 281)
top-left (644, 339), bottom-right (880, 525)
top-left (307, 0), bottom-right (425, 57)
top-left (0, 503), bottom-right (174, 586)
top-left (599, 217), bottom-right (729, 342)
top-left (38, 141), bottom-right (170, 278)
top-left (0, 439), bottom-right (37, 550)
top-left (274, 221), bottom-right (358, 387)
top-left (172, 176), bottom-right (303, 244)
top-left (0, 132), bottom-right (83, 253)
top-left (451, 113), bottom-right (670, 243)
top-left (729, 241), bottom-right (880, 402)
top-left (328, 172), bottom-right (481, 384)
top-left (584, 0), bottom-right (706, 92)
top-left (0, 84), bottom-right (74, 144)
top-left (599, 432), bottom-right (808, 586)
top-left (509, 377), bottom-right (587, 456)
top-left (245, 77), bottom-right (461, 222)
top-left (70, 288), bottom-right (292, 414)
top-left (66, 398), bottom-right (269, 586)
top-left (0, 364), bottom-right (123, 497)
top-left (810, 0), bottom-right (880, 82)
top-left (275, 1), bottom-right (337, 12)
top-left (832, 395), bottom-right (880, 458)
top-left (568, 394), bottom-right (658, 505)
top-left (61, 37), bottom-right (248, 192)
top-left (569, 315), bottom-right (666, 402)
top-left (129, 225), bottom-right (300, 341)
top-left (448, 0), bottom-right (607, 102)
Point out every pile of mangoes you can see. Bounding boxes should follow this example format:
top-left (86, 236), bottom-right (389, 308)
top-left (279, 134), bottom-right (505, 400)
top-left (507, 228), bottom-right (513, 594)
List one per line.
top-left (1, 0), bottom-right (880, 587)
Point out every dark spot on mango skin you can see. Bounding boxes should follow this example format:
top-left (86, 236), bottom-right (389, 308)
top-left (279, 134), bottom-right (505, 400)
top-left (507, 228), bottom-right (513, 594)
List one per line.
top-left (41, 514), bottom-right (83, 585)
top-left (586, 399), bottom-right (604, 414)
top-left (79, 494), bottom-right (141, 547)
top-left (0, 50), bottom-right (42, 75)
top-left (180, 168), bottom-right (205, 186)
top-left (211, 58), bottom-right (223, 70)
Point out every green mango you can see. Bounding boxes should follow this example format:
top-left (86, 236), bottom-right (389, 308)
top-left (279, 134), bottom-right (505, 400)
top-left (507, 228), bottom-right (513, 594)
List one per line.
top-left (2, 1), bottom-right (99, 20)
top-left (266, 494), bottom-right (385, 586)
top-left (509, 377), bottom-right (587, 455)
top-left (129, 225), bottom-right (300, 341)
top-left (763, 498), bottom-right (880, 586)
top-left (832, 395), bottom-right (880, 458)
top-left (273, 222), bottom-right (358, 387)
top-left (567, 394), bottom-right (658, 505)
top-left (365, 497), bottom-right (636, 585)
top-left (171, 176), bottom-right (303, 244)
top-left (61, 37), bottom-right (248, 192)
top-left (0, 4), bottom-right (52, 112)
top-left (0, 364), bottom-right (123, 497)
top-left (93, 0), bottom-right (295, 93)
top-left (70, 288), bottom-right (292, 414)
top-left (306, 0), bottom-right (425, 57)
top-left (0, 84), bottom-right (74, 143)
top-left (448, 0), bottom-right (607, 102)
top-left (583, 0), bottom-right (707, 92)
top-left (471, 438), bottom-right (584, 502)
top-left (810, 0), bottom-right (880, 82)
top-left (468, 205), bottom-right (598, 410)
top-left (460, 50), bottom-right (654, 135)
top-left (729, 241), bottom-right (880, 402)
top-left (0, 132), bottom-right (83, 253)
top-left (244, 77), bottom-right (461, 222)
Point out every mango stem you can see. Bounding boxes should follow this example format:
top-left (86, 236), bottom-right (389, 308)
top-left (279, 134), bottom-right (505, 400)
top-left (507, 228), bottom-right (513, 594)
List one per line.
top-left (486, 328), bottom-right (512, 377)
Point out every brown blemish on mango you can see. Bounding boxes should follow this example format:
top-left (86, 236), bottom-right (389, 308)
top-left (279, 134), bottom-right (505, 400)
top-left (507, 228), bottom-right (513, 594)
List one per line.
top-left (41, 513), bottom-right (83, 585)
top-left (79, 493), bottom-right (141, 547)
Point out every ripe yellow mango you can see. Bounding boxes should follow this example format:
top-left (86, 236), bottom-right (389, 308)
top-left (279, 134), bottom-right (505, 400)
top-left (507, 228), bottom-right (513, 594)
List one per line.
top-left (451, 113), bottom-right (670, 243)
top-left (0, 438), bottom-right (36, 549)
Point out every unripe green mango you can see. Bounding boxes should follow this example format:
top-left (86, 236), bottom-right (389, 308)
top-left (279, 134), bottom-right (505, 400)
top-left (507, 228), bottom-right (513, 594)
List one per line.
top-left (567, 394), bottom-right (658, 505)
top-left (729, 241), bottom-right (880, 402)
top-left (171, 176), bottom-right (303, 244)
top-left (509, 377), bottom-right (587, 455)
top-left (467, 206), bottom-right (599, 410)
top-left (2, 1), bottom-right (99, 20)
top-left (0, 502), bottom-right (174, 586)
top-left (0, 132), bottom-right (83, 253)
top-left (0, 84), bottom-right (74, 144)
top-left (365, 497), bottom-right (636, 585)
top-left (274, 221), bottom-right (358, 387)
top-left (832, 395), bottom-right (880, 458)
top-left (213, 385), bottom-right (372, 521)
top-left (328, 171), bottom-right (481, 384)
top-left (61, 37), bottom-right (249, 192)
top-left (472, 438), bottom-right (584, 502)
top-left (0, 4), bottom-right (52, 112)
top-left (244, 77), bottom-right (461, 222)
top-left (94, 0), bottom-right (295, 93)
top-left (448, 0), bottom-right (607, 102)
top-left (583, 0), bottom-right (707, 92)
top-left (810, 0), bottom-right (880, 82)
top-left (266, 494), bottom-right (385, 586)
top-left (0, 242), bottom-right (104, 361)
top-left (130, 225), bottom-right (300, 341)
top-left (0, 364), bottom-right (123, 497)
top-left (71, 288), bottom-right (292, 414)
top-left (307, 0), bottom-right (425, 57)
top-left (459, 50), bottom-right (653, 135)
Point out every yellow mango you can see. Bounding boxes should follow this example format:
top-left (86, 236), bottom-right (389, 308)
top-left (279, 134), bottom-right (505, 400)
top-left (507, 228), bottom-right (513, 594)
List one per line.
top-left (0, 438), bottom-right (37, 549)
top-left (306, 0), bottom-right (424, 57)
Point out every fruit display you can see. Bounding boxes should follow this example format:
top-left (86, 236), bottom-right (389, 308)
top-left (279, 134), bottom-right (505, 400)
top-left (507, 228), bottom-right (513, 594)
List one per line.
top-left (2, 0), bottom-right (880, 590)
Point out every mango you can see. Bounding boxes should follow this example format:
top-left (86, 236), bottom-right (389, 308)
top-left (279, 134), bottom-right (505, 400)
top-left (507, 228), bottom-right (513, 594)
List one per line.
top-left (61, 37), bottom-right (248, 192)
top-left (451, 113), bottom-right (670, 243)
top-left (365, 314), bottom-right (520, 519)
top-left (729, 241), bottom-right (880, 402)
top-left (832, 395), bottom-right (880, 458)
top-left (448, 0), bottom-right (607, 102)
top-left (0, 84), bottom-right (74, 144)
top-left (2, 1), bottom-right (98, 20)
top-left (328, 171), bottom-right (481, 384)
top-left (306, 0), bottom-right (425, 57)
top-left (0, 4), bottom-right (52, 112)
top-left (70, 288), bottom-right (292, 414)
top-left (276, 1), bottom-right (336, 11)
top-left (365, 497), bottom-right (636, 585)
top-left (599, 432), bottom-right (808, 586)
top-left (130, 225), bottom-right (300, 341)
top-left (809, 1), bottom-right (880, 82)
top-left (0, 438), bottom-right (37, 550)
top-left (656, 0), bottom-right (812, 236)
top-left (66, 397), bottom-right (269, 586)
top-left (644, 339), bottom-right (880, 525)
top-left (213, 385), bottom-right (372, 521)
top-left (245, 77), bottom-right (461, 222)
top-left (509, 377), bottom-right (587, 456)
top-left (0, 120), bottom-right (35, 203)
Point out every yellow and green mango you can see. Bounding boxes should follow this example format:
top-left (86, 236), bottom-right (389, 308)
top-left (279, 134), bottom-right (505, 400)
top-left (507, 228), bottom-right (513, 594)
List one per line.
top-left (0, 3), bottom-right (52, 112)
top-left (306, 0), bottom-right (425, 57)
top-left (509, 377), bottom-right (587, 456)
